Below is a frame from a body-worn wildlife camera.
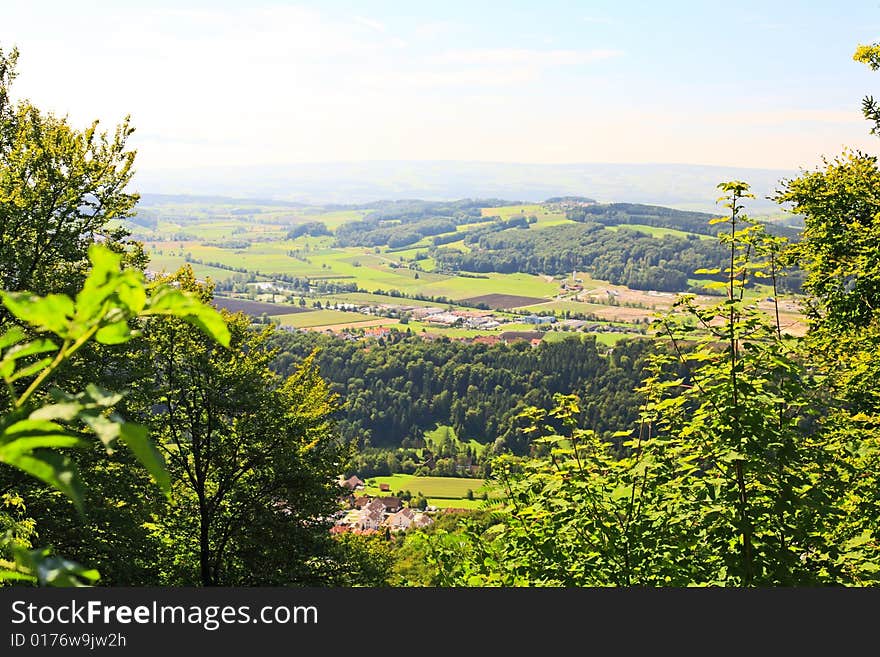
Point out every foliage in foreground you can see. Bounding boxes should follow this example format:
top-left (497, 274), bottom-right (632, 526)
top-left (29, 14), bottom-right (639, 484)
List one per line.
top-left (0, 245), bottom-right (230, 584)
top-left (409, 182), bottom-right (879, 586)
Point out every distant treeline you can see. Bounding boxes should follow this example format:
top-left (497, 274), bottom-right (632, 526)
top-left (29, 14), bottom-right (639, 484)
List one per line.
top-left (334, 199), bottom-right (502, 248)
top-left (434, 223), bottom-right (728, 292)
top-left (566, 202), bottom-right (802, 240)
top-left (286, 221), bottom-right (331, 239)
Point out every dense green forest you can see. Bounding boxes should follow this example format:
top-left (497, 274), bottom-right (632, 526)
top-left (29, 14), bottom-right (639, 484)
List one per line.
top-left (270, 331), bottom-right (654, 460)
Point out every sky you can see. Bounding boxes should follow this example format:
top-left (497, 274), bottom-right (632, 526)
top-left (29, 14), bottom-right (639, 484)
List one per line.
top-left (3, 0), bottom-right (880, 174)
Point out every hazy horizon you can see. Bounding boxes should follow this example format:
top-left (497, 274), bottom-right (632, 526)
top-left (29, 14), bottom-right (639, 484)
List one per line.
top-left (133, 159), bottom-right (796, 213)
top-left (4, 0), bottom-right (880, 183)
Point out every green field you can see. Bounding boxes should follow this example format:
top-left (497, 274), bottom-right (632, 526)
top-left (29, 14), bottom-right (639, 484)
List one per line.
top-left (361, 474), bottom-right (495, 501)
top-left (423, 424), bottom-right (489, 457)
top-left (605, 223), bottom-right (711, 239)
top-left (417, 272), bottom-right (558, 300)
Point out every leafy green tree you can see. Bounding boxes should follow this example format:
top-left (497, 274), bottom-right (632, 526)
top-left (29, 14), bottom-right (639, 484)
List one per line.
top-left (771, 54), bottom-right (880, 581)
top-left (0, 245), bottom-right (229, 584)
top-left (0, 46), bottom-right (143, 299)
top-left (131, 268), bottom-right (353, 586)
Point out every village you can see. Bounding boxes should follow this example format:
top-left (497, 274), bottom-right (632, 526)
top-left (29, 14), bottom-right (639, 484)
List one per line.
top-left (329, 475), bottom-right (437, 535)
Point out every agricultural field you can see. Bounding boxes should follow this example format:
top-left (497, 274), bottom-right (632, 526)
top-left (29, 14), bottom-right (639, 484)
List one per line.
top-left (276, 309), bottom-right (383, 328)
top-left (212, 296), bottom-right (309, 316)
top-left (364, 474), bottom-right (491, 506)
top-left (481, 204), bottom-right (572, 227)
top-left (460, 293), bottom-right (547, 309)
top-left (417, 273), bottom-right (558, 301)
top-left (137, 196), bottom-right (805, 339)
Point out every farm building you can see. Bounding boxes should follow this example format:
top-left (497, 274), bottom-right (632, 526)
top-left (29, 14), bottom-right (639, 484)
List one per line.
top-left (340, 475), bottom-right (365, 491)
top-left (524, 314), bottom-right (556, 325)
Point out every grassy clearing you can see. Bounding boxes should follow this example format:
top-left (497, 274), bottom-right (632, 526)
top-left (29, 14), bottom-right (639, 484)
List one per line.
top-left (423, 425), bottom-right (490, 457)
top-left (361, 474), bottom-right (492, 500)
top-left (605, 223), bottom-right (710, 239)
top-left (418, 272), bottom-right (557, 300)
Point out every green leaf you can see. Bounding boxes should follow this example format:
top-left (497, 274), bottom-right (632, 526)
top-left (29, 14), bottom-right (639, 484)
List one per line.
top-left (0, 292), bottom-right (74, 336)
top-left (0, 338), bottom-right (57, 379)
top-left (0, 325), bottom-right (26, 350)
top-left (118, 422), bottom-right (170, 494)
top-left (12, 545), bottom-right (99, 586)
top-left (0, 568), bottom-right (36, 583)
top-left (0, 450), bottom-right (83, 513)
top-left (8, 356), bottom-right (53, 382)
top-left (693, 267), bottom-right (722, 275)
top-left (2, 417), bottom-right (75, 442)
top-left (145, 287), bottom-right (231, 348)
top-left (29, 402), bottom-right (84, 422)
top-left (95, 320), bottom-right (135, 345)
top-left (82, 383), bottom-right (125, 408)
top-left (75, 244), bottom-right (124, 317)
top-left (114, 277), bottom-right (147, 315)
top-left (844, 530), bottom-right (873, 550)
top-left (78, 412), bottom-right (121, 448)
top-left (610, 485), bottom-right (633, 501)
top-left (0, 434), bottom-right (86, 455)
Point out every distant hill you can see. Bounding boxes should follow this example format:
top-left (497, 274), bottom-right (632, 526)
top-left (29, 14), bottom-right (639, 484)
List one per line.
top-left (133, 160), bottom-right (797, 214)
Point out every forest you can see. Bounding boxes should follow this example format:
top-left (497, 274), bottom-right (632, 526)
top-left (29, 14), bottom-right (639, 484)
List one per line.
top-left (433, 222), bottom-right (727, 292)
top-left (565, 201), bottom-right (802, 239)
top-left (270, 330), bottom-right (654, 458)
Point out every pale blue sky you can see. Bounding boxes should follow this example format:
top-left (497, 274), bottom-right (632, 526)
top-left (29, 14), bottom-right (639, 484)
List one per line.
top-left (2, 0), bottom-right (879, 171)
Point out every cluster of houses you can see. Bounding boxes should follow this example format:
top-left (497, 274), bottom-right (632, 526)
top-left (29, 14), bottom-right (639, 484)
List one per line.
top-left (331, 476), bottom-right (435, 535)
top-left (410, 307), bottom-right (501, 329)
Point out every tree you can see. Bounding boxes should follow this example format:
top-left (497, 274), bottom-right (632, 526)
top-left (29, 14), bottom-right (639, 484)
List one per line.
top-left (853, 42), bottom-right (880, 134)
top-left (418, 183), bottom-right (871, 586)
top-left (133, 268), bottom-right (352, 586)
top-left (0, 245), bottom-right (230, 584)
top-left (0, 46), bottom-right (143, 300)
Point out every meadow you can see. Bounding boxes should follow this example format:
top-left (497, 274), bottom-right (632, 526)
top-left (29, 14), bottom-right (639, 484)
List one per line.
top-left (364, 474), bottom-right (491, 506)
